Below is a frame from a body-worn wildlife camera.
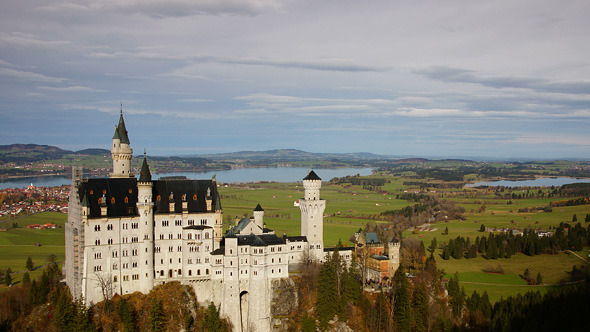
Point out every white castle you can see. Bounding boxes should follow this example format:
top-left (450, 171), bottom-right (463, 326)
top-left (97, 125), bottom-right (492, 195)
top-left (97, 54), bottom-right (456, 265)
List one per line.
top-left (65, 110), bottom-right (399, 331)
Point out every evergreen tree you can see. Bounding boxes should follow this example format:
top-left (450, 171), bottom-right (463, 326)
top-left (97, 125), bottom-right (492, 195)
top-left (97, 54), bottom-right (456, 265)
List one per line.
top-left (447, 273), bottom-right (464, 319)
top-left (316, 253), bottom-right (339, 330)
top-left (301, 314), bottom-right (317, 332)
top-left (413, 283), bottom-right (429, 332)
top-left (118, 298), bottom-right (135, 332)
top-left (55, 290), bottom-right (75, 332)
top-left (4, 267), bottom-right (12, 286)
top-left (479, 224), bottom-right (486, 232)
top-left (429, 237), bottom-right (438, 253)
top-left (21, 271), bottom-right (31, 286)
top-left (73, 297), bottom-right (95, 332)
top-left (26, 256), bottom-right (34, 271)
top-left (536, 272), bottom-right (543, 285)
top-left (393, 268), bottom-right (411, 332)
top-left (572, 214), bottom-right (578, 222)
top-left (203, 302), bottom-right (227, 332)
top-left (149, 298), bottom-right (165, 332)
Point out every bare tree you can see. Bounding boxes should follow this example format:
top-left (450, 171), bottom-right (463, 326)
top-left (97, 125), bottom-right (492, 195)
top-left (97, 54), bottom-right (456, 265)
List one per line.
top-left (94, 272), bottom-right (114, 310)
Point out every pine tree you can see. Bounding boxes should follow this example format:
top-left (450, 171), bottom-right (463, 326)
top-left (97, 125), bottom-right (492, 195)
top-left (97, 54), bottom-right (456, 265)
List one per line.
top-left (536, 272), bottom-right (543, 285)
top-left (447, 273), bottom-right (464, 319)
top-left (316, 253), bottom-right (338, 329)
top-left (429, 237), bottom-right (438, 253)
top-left (393, 268), bottom-right (411, 332)
top-left (118, 298), bottom-right (135, 332)
top-left (55, 290), bottom-right (75, 332)
top-left (26, 256), bottom-right (34, 271)
top-left (4, 267), bottom-right (12, 286)
top-left (480, 224), bottom-right (486, 232)
top-left (413, 283), bottom-right (429, 332)
top-left (149, 298), bottom-right (165, 332)
top-left (22, 272), bottom-right (31, 286)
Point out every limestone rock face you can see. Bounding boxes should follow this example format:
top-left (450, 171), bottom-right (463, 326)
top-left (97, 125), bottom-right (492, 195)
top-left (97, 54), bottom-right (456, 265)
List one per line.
top-left (270, 278), bottom-right (298, 331)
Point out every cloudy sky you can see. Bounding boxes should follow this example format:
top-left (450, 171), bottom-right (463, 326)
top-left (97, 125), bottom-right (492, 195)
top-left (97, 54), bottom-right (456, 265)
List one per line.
top-left (1, 0), bottom-right (589, 159)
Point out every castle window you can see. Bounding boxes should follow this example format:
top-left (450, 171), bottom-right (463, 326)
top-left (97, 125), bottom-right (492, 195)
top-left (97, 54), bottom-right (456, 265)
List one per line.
top-left (113, 264), bottom-right (118, 270)
top-left (95, 239), bottom-right (100, 245)
top-left (125, 197), bottom-right (129, 203)
top-left (98, 198), bottom-right (102, 204)
top-left (111, 197), bottom-right (115, 204)
top-left (188, 234), bottom-right (192, 240)
top-left (206, 269), bottom-right (209, 275)
top-left (90, 190), bottom-right (93, 195)
top-left (160, 270), bottom-right (164, 276)
top-left (128, 189), bottom-right (132, 194)
top-left (188, 270), bottom-right (192, 276)
top-left (193, 194), bottom-right (197, 200)
top-left (197, 269), bottom-right (201, 276)
top-left (157, 195), bottom-right (161, 201)
top-left (204, 232), bottom-right (209, 239)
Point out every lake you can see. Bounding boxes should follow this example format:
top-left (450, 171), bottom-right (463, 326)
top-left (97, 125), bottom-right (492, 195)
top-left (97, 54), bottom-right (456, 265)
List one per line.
top-left (466, 177), bottom-right (590, 188)
top-left (0, 167), bottom-right (374, 190)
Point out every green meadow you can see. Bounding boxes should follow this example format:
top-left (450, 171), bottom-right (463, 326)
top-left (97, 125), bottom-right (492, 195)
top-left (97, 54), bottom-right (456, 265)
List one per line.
top-left (0, 212), bottom-right (67, 288)
top-left (2, 174), bottom-right (589, 303)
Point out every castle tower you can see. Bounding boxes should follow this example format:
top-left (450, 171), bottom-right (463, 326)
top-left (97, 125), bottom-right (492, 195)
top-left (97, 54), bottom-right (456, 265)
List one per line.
top-left (137, 153), bottom-right (154, 292)
top-left (387, 239), bottom-right (401, 278)
top-left (300, 170), bottom-right (326, 261)
top-left (254, 204), bottom-right (264, 230)
top-left (111, 107), bottom-right (134, 178)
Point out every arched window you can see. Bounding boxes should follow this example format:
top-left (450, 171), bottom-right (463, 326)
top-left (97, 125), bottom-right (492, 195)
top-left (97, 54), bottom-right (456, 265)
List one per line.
top-left (197, 269), bottom-right (201, 275)
top-left (205, 232), bottom-right (209, 239)
top-left (157, 195), bottom-right (161, 201)
top-left (188, 234), bottom-right (192, 240)
top-left (206, 269), bottom-right (209, 275)
top-left (128, 189), bottom-right (132, 194)
top-left (124, 197), bottom-right (129, 203)
top-left (193, 194), bottom-right (197, 200)
top-left (113, 276), bottom-right (118, 282)
top-left (111, 197), bottom-right (115, 204)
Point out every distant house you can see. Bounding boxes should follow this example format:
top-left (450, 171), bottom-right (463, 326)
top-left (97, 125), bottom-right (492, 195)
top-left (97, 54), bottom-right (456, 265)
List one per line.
top-left (26, 224), bottom-right (41, 229)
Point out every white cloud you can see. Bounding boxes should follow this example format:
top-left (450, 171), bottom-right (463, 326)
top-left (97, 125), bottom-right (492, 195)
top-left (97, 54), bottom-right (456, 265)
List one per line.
top-left (0, 67), bottom-right (68, 83)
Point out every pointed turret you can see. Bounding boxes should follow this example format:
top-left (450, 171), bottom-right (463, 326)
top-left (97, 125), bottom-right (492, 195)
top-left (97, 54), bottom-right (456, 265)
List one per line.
top-left (139, 151), bottom-right (152, 182)
top-left (112, 126), bottom-right (121, 140)
top-left (253, 204), bottom-right (264, 229)
top-left (111, 106), bottom-right (133, 178)
top-left (117, 108), bottom-right (130, 144)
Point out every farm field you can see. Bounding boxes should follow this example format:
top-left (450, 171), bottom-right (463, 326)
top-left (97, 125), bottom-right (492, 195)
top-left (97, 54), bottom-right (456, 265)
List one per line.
top-left (2, 171), bottom-right (589, 303)
top-left (0, 212), bottom-right (67, 288)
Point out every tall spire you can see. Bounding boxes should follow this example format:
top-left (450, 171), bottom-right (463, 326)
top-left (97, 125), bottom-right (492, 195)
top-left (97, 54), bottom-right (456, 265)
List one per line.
top-left (117, 105), bottom-right (130, 144)
top-left (139, 150), bottom-right (152, 182)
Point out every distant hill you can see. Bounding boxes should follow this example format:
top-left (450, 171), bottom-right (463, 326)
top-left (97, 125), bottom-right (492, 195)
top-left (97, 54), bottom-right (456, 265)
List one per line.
top-left (198, 149), bottom-right (387, 161)
top-left (74, 148), bottom-right (110, 156)
top-left (0, 144), bottom-right (72, 163)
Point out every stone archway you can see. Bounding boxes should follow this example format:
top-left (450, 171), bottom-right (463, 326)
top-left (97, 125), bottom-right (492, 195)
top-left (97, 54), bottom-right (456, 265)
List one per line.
top-left (239, 291), bottom-right (249, 332)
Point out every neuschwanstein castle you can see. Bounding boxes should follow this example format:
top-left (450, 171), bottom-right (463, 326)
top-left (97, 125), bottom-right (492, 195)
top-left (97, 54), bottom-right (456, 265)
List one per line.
top-left (65, 110), bottom-right (399, 331)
